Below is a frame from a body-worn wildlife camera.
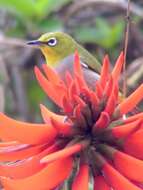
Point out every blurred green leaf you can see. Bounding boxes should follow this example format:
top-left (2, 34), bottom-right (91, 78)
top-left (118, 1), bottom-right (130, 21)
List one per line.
top-left (0, 0), bottom-right (71, 20)
top-left (34, 0), bottom-right (71, 18)
top-left (0, 0), bottom-right (36, 17)
top-left (38, 17), bottom-right (63, 32)
top-left (74, 18), bottom-right (125, 49)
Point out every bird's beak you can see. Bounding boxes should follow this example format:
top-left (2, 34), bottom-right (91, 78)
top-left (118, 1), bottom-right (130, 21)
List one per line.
top-left (27, 40), bottom-right (44, 46)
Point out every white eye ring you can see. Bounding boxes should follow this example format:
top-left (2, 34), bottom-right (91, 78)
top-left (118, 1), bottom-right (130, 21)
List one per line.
top-left (47, 37), bottom-right (57, 47)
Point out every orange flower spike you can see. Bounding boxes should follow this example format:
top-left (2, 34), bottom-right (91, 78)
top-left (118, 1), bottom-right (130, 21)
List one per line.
top-left (103, 76), bottom-right (113, 98)
top-left (68, 81), bottom-right (78, 102)
top-left (0, 143), bottom-right (47, 162)
top-left (124, 128), bottom-right (143, 159)
top-left (114, 149), bottom-right (143, 182)
top-left (116, 84), bottom-right (143, 116)
top-left (34, 66), bottom-right (63, 107)
top-left (99, 55), bottom-right (110, 88)
top-left (72, 164), bottom-right (89, 190)
top-left (0, 143), bottom-right (59, 179)
top-left (103, 162), bottom-right (142, 190)
top-left (74, 50), bottom-right (83, 78)
top-left (111, 119), bottom-right (141, 139)
top-left (93, 112), bottom-right (110, 132)
top-left (41, 143), bottom-right (86, 164)
top-left (104, 92), bottom-right (116, 116)
top-left (93, 152), bottom-right (142, 190)
top-left (42, 64), bottom-right (62, 85)
top-left (1, 157), bottom-right (73, 190)
top-left (124, 112), bottom-right (143, 123)
top-left (65, 71), bottom-right (73, 86)
top-left (111, 51), bottom-right (124, 81)
top-left (95, 81), bottom-right (103, 99)
top-left (94, 176), bottom-right (110, 190)
top-left (0, 141), bottom-right (19, 147)
top-left (51, 118), bottom-right (73, 136)
top-left (62, 95), bottom-right (73, 114)
top-left (40, 104), bottom-right (65, 124)
top-left (0, 113), bottom-right (57, 144)
top-left (73, 95), bottom-right (86, 108)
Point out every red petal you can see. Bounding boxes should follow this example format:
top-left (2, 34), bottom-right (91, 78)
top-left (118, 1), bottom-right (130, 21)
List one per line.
top-left (51, 118), bottom-right (73, 136)
top-left (103, 76), bottom-right (113, 98)
top-left (103, 162), bottom-right (142, 190)
top-left (0, 113), bottom-right (57, 144)
top-left (65, 71), bottom-right (73, 86)
top-left (74, 51), bottom-right (83, 78)
top-left (41, 143), bottom-right (83, 164)
top-left (94, 176), bottom-right (110, 190)
top-left (0, 141), bottom-right (19, 147)
top-left (1, 157), bottom-right (73, 190)
top-left (111, 51), bottom-right (124, 81)
top-left (72, 164), bottom-right (89, 190)
top-left (100, 55), bottom-right (110, 88)
top-left (104, 93), bottom-right (116, 116)
top-left (0, 143), bottom-right (59, 179)
top-left (114, 150), bottom-right (143, 182)
top-left (93, 112), bottom-right (110, 131)
top-left (95, 81), bottom-right (103, 99)
top-left (112, 120), bottom-right (141, 138)
top-left (40, 104), bottom-right (65, 124)
top-left (117, 84), bottom-right (143, 115)
top-left (0, 143), bottom-right (47, 161)
top-left (124, 113), bottom-right (143, 123)
top-left (42, 64), bottom-right (62, 85)
top-left (124, 128), bottom-right (143, 159)
top-left (34, 66), bottom-right (63, 107)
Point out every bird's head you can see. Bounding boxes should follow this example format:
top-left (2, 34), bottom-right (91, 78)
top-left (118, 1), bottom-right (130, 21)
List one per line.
top-left (27, 32), bottom-right (77, 67)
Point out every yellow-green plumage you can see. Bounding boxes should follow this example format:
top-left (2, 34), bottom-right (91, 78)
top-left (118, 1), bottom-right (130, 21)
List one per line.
top-left (27, 32), bottom-right (101, 73)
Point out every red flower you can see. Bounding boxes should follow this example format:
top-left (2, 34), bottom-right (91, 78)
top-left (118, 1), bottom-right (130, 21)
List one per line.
top-left (0, 52), bottom-right (143, 190)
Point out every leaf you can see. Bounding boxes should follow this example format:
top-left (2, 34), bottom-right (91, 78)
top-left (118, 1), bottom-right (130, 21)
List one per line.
top-left (74, 18), bottom-right (124, 49)
top-left (34, 0), bottom-right (72, 18)
top-left (0, 0), bottom-right (36, 18)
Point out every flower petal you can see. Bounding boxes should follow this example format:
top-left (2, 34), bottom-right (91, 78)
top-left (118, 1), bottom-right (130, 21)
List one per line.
top-left (40, 104), bottom-right (65, 124)
top-left (34, 66), bottom-right (63, 107)
top-left (0, 143), bottom-right (47, 161)
top-left (100, 55), bottom-right (110, 88)
top-left (116, 84), bottom-right (143, 115)
top-left (112, 119), bottom-right (141, 138)
top-left (41, 143), bottom-right (83, 164)
top-left (72, 164), bottom-right (89, 190)
top-left (103, 162), bottom-right (142, 190)
top-left (1, 157), bottom-right (73, 190)
top-left (94, 176), bottom-right (110, 190)
top-left (111, 51), bottom-right (124, 81)
top-left (42, 64), bottom-right (61, 85)
top-left (0, 143), bottom-right (59, 179)
top-left (114, 150), bottom-right (143, 182)
top-left (124, 128), bottom-right (143, 159)
top-left (0, 113), bottom-right (57, 144)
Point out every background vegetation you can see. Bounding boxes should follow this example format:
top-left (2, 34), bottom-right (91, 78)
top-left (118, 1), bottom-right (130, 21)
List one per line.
top-left (0, 0), bottom-right (142, 122)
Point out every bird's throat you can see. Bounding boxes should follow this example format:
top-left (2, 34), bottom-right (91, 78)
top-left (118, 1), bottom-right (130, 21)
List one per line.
top-left (40, 47), bottom-right (61, 67)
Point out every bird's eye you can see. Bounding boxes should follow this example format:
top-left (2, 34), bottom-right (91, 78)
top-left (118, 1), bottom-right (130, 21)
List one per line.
top-left (47, 38), bottom-right (57, 47)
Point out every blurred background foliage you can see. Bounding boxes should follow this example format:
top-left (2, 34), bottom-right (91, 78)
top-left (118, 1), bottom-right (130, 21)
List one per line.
top-left (0, 0), bottom-right (142, 122)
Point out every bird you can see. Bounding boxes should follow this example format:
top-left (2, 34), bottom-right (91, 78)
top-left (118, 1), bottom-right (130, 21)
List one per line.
top-left (27, 31), bottom-right (101, 88)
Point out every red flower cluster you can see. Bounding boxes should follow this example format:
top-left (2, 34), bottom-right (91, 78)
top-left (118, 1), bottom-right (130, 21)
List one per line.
top-left (0, 52), bottom-right (143, 190)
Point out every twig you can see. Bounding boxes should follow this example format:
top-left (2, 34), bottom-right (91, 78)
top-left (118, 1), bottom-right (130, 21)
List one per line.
top-left (123, 0), bottom-right (130, 98)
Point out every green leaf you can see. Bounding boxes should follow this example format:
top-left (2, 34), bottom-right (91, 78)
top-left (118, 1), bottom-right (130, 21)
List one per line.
top-left (0, 0), bottom-right (37, 18)
top-left (74, 18), bottom-right (125, 49)
top-left (37, 17), bottom-right (63, 32)
top-left (34, 0), bottom-right (71, 18)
